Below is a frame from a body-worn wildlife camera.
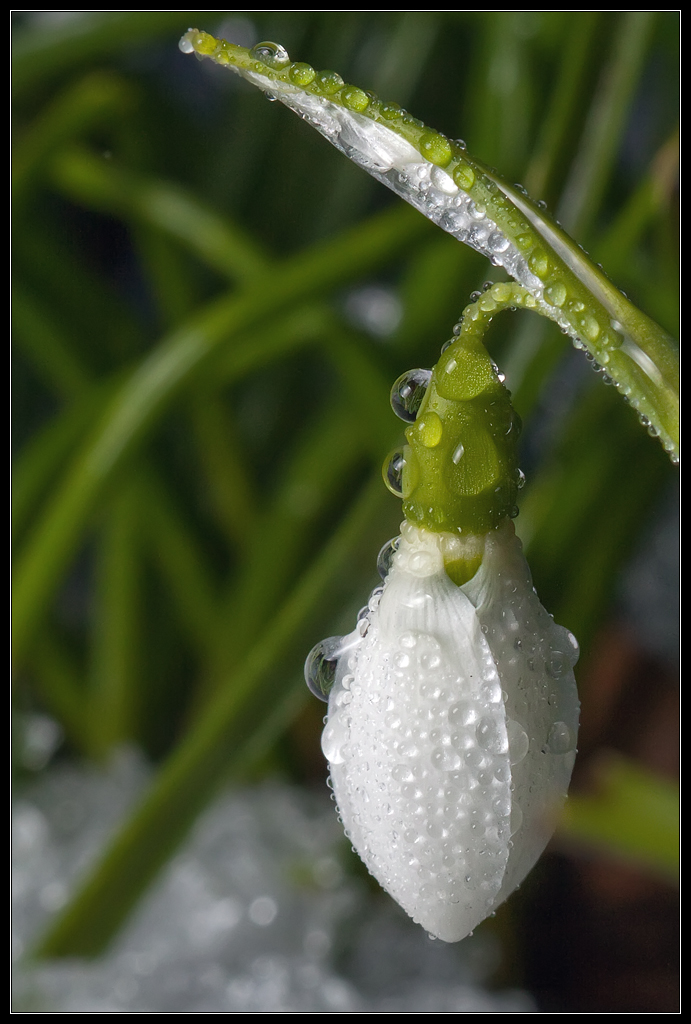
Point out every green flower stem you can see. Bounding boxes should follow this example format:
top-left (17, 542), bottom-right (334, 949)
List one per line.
top-left (398, 282), bottom-right (533, 545)
top-left (181, 28), bottom-right (679, 461)
top-left (34, 475), bottom-right (390, 958)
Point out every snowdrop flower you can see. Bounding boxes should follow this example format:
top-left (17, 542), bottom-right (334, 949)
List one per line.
top-left (305, 284), bottom-right (580, 943)
top-left (178, 28), bottom-right (583, 942)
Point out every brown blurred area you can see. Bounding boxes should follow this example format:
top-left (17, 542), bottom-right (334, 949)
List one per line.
top-left (524, 619), bottom-right (679, 1012)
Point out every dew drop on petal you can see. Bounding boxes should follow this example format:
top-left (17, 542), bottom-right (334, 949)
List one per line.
top-left (377, 536), bottom-right (401, 579)
top-left (305, 636), bottom-right (344, 701)
top-left (476, 716), bottom-right (507, 754)
top-left (321, 715), bottom-right (348, 764)
top-left (547, 721), bottom-right (573, 754)
top-left (506, 720), bottom-right (529, 765)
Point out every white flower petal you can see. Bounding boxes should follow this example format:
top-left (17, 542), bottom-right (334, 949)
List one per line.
top-left (320, 522), bottom-right (579, 942)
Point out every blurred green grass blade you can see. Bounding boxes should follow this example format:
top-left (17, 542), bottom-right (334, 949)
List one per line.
top-left (88, 481), bottom-right (141, 758)
top-left (198, 321), bottom-right (396, 693)
top-left (557, 10), bottom-right (656, 236)
top-left (322, 325), bottom-right (395, 455)
top-left (12, 376), bottom-right (123, 546)
top-left (520, 383), bottom-right (673, 651)
top-left (130, 225), bottom-right (198, 330)
top-left (505, 11), bottom-right (676, 436)
top-left (309, 11), bottom-right (439, 237)
top-left (141, 469), bottom-right (220, 652)
top-left (594, 132), bottom-right (679, 331)
top-left (468, 11), bottom-right (535, 177)
top-left (50, 147), bottom-right (270, 283)
top-left (14, 232), bottom-right (146, 366)
top-left (207, 397), bottom-right (367, 688)
top-left (560, 754), bottom-right (679, 882)
top-left (12, 12), bottom-right (215, 95)
top-left (34, 475), bottom-right (389, 958)
top-left (12, 72), bottom-right (133, 210)
top-left (188, 391), bottom-right (260, 552)
top-left (24, 627), bottom-right (90, 754)
top-left (524, 12), bottom-right (601, 202)
top-left (12, 284), bottom-right (92, 400)
top-left (393, 236), bottom-right (481, 362)
top-left (12, 204), bottom-right (429, 667)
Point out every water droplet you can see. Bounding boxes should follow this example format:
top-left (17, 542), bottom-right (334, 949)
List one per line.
top-left (289, 62), bottom-right (316, 86)
top-left (544, 280), bottom-right (567, 307)
top-left (179, 35), bottom-right (194, 54)
top-left (547, 721), bottom-right (573, 754)
top-left (420, 132), bottom-right (453, 167)
top-left (476, 716), bottom-right (507, 754)
top-left (509, 803), bottom-right (523, 835)
top-left (383, 447), bottom-right (415, 497)
top-left (342, 85), bottom-right (369, 112)
top-left (515, 468), bottom-right (526, 489)
top-left (546, 651), bottom-right (570, 678)
top-left (536, 199), bottom-right (548, 210)
top-left (579, 315), bottom-right (600, 341)
top-left (410, 411), bottom-right (443, 448)
top-left (390, 368), bottom-right (432, 421)
top-left (488, 232), bottom-right (510, 254)
top-left (321, 715), bottom-right (348, 763)
top-left (377, 536), bottom-right (400, 579)
top-left (452, 162), bottom-right (475, 190)
top-left (249, 40), bottom-right (291, 69)
top-left (451, 442), bottom-right (465, 465)
top-left (315, 69), bottom-right (344, 94)
top-left (380, 101), bottom-right (401, 120)
top-left (506, 720), bottom-right (529, 765)
top-left (528, 250), bottom-right (549, 277)
top-left (305, 636), bottom-right (345, 700)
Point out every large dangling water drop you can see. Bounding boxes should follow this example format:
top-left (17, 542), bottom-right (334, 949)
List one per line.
top-left (249, 40), bottom-right (291, 69)
top-left (390, 368), bottom-right (432, 422)
top-left (383, 447), bottom-right (416, 497)
top-left (304, 636), bottom-right (344, 701)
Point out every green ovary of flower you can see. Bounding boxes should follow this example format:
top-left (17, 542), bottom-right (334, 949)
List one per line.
top-left (401, 338), bottom-right (521, 545)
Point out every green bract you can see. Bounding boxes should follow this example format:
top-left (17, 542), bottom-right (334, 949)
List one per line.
top-left (179, 28), bottom-right (679, 463)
